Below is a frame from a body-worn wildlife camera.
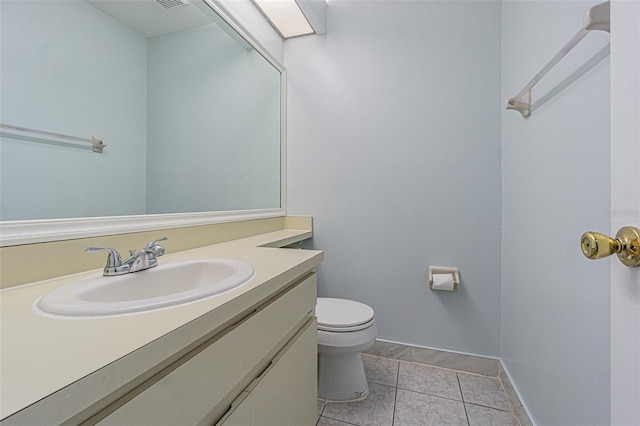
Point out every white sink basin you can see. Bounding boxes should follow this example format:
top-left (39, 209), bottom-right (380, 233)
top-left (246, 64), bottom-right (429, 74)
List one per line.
top-left (34, 258), bottom-right (255, 319)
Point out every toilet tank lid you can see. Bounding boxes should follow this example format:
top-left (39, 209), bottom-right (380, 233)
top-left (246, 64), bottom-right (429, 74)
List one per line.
top-left (316, 298), bottom-right (375, 328)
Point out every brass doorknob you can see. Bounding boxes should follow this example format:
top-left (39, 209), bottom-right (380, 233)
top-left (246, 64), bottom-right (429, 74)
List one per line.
top-left (581, 226), bottom-right (640, 267)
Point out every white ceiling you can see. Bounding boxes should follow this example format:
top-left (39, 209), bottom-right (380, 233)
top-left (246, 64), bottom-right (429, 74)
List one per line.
top-left (87, 0), bottom-right (211, 38)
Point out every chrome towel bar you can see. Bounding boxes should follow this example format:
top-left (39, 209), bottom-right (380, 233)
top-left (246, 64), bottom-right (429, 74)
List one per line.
top-left (0, 123), bottom-right (106, 153)
top-left (505, 1), bottom-right (610, 118)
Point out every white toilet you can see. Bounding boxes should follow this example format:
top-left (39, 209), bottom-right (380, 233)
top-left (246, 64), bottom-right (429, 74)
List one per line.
top-left (316, 297), bottom-right (378, 401)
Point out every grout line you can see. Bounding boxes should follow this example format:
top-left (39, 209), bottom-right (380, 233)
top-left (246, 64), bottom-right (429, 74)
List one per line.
top-left (464, 401), bottom-right (515, 413)
top-left (316, 399), bottom-right (324, 426)
top-left (391, 359), bottom-right (400, 425)
top-left (457, 373), bottom-right (471, 425)
top-left (457, 373), bottom-right (466, 403)
top-left (395, 357), bottom-right (489, 377)
top-left (319, 415), bottom-right (359, 426)
top-left (395, 385), bottom-right (464, 404)
top-left (390, 385), bottom-right (398, 425)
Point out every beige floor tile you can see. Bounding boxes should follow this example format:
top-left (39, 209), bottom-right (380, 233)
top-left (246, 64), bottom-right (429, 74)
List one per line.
top-left (466, 403), bottom-right (520, 426)
top-left (364, 340), bottom-right (413, 361)
top-left (412, 347), bottom-right (499, 376)
top-left (322, 383), bottom-right (396, 426)
top-left (398, 361), bottom-right (462, 401)
top-left (362, 354), bottom-right (399, 387)
top-left (316, 354), bottom-right (524, 426)
top-left (394, 388), bottom-right (468, 426)
top-left (317, 416), bottom-right (357, 426)
top-left (458, 373), bottom-right (512, 411)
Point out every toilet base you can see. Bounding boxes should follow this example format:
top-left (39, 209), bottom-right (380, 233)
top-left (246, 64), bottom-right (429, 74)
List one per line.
top-left (318, 352), bottom-right (369, 402)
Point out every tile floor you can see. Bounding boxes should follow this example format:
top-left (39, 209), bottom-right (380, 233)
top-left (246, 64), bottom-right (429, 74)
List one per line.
top-left (316, 354), bottom-right (520, 426)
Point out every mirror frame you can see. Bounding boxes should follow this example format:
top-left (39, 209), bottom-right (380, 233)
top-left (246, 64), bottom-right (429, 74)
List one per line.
top-left (0, 0), bottom-right (287, 247)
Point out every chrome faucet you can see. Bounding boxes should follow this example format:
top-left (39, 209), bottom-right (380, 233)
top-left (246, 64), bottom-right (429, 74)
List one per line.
top-left (86, 237), bottom-right (168, 276)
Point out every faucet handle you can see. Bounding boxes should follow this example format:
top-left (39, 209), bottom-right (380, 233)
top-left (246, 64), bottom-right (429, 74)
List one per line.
top-left (85, 247), bottom-right (122, 266)
top-left (85, 246), bottom-right (130, 276)
top-left (145, 237), bottom-right (167, 257)
top-left (145, 237), bottom-right (168, 249)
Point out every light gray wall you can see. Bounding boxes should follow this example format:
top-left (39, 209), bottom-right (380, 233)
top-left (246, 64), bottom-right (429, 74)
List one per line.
top-left (146, 24), bottom-right (280, 214)
top-left (501, 1), bottom-right (610, 424)
top-left (285, 0), bottom-right (502, 356)
top-left (0, 1), bottom-right (147, 220)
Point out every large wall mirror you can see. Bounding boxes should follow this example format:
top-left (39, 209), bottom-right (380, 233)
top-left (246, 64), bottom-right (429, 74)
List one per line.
top-left (0, 0), bottom-right (285, 246)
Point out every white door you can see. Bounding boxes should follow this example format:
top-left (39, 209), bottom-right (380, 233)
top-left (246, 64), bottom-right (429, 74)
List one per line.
top-left (610, 1), bottom-right (640, 424)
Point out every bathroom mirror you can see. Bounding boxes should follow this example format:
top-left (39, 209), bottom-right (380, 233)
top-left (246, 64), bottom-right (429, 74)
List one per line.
top-left (0, 0), bottom-right (285, 246)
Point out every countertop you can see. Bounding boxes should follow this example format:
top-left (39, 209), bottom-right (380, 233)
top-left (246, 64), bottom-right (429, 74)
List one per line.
top-left (0, 229), bottom-right (323, 421)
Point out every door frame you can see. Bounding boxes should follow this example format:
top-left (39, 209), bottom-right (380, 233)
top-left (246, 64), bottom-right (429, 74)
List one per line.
top-left (609, 0), bottom-right (640, 424)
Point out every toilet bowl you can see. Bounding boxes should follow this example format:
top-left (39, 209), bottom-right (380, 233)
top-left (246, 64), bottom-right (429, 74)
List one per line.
top-left (316, 297), bottom-right (377, 402)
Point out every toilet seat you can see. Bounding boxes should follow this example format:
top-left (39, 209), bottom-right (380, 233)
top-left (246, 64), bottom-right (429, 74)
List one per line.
top-left (317, 298), bottom-right (375, 332)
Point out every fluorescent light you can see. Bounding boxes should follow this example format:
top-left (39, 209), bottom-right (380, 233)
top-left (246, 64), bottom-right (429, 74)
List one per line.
top-left (253, 0), bottom-right (314, 38)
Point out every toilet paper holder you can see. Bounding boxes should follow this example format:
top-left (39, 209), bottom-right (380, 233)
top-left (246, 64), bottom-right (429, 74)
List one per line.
top-left (428, 266), bottom-right (460, 291)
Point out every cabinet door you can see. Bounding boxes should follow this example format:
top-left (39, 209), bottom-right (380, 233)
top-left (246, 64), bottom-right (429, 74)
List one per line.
top-left (249, 318), bottom-right (317, 426)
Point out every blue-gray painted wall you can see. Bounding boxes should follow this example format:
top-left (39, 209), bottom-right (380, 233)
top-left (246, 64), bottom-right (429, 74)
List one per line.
top-left (0, 1), bottom-right (147, 220)
top-left (285, 0), bottom-right (503, 357)
top-left (501, 1), bottom-right (610, 424)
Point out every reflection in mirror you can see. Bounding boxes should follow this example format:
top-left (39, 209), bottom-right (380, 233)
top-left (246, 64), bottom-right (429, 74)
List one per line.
top-left (0, 0), bottom-right (282, 222)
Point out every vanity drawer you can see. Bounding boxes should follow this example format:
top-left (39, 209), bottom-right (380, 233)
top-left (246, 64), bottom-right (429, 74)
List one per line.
top-left (98, 272), bottom-right (316, 426)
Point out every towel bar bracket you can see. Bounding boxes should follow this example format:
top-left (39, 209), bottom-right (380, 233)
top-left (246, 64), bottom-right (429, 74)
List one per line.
top-left (91, 136), bottom-right (106, 153)
top-left (505, 90), bottom-right (531, 118)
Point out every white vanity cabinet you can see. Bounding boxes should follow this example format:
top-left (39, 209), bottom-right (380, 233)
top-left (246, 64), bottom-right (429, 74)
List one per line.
top-left (1, 270), bottom-right (318, 426)
top-left (97, 272), bottom-right (318, 426)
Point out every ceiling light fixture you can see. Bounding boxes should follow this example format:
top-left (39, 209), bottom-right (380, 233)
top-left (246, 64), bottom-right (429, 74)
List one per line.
top-left (252, 0), bottom-right (315, 39)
